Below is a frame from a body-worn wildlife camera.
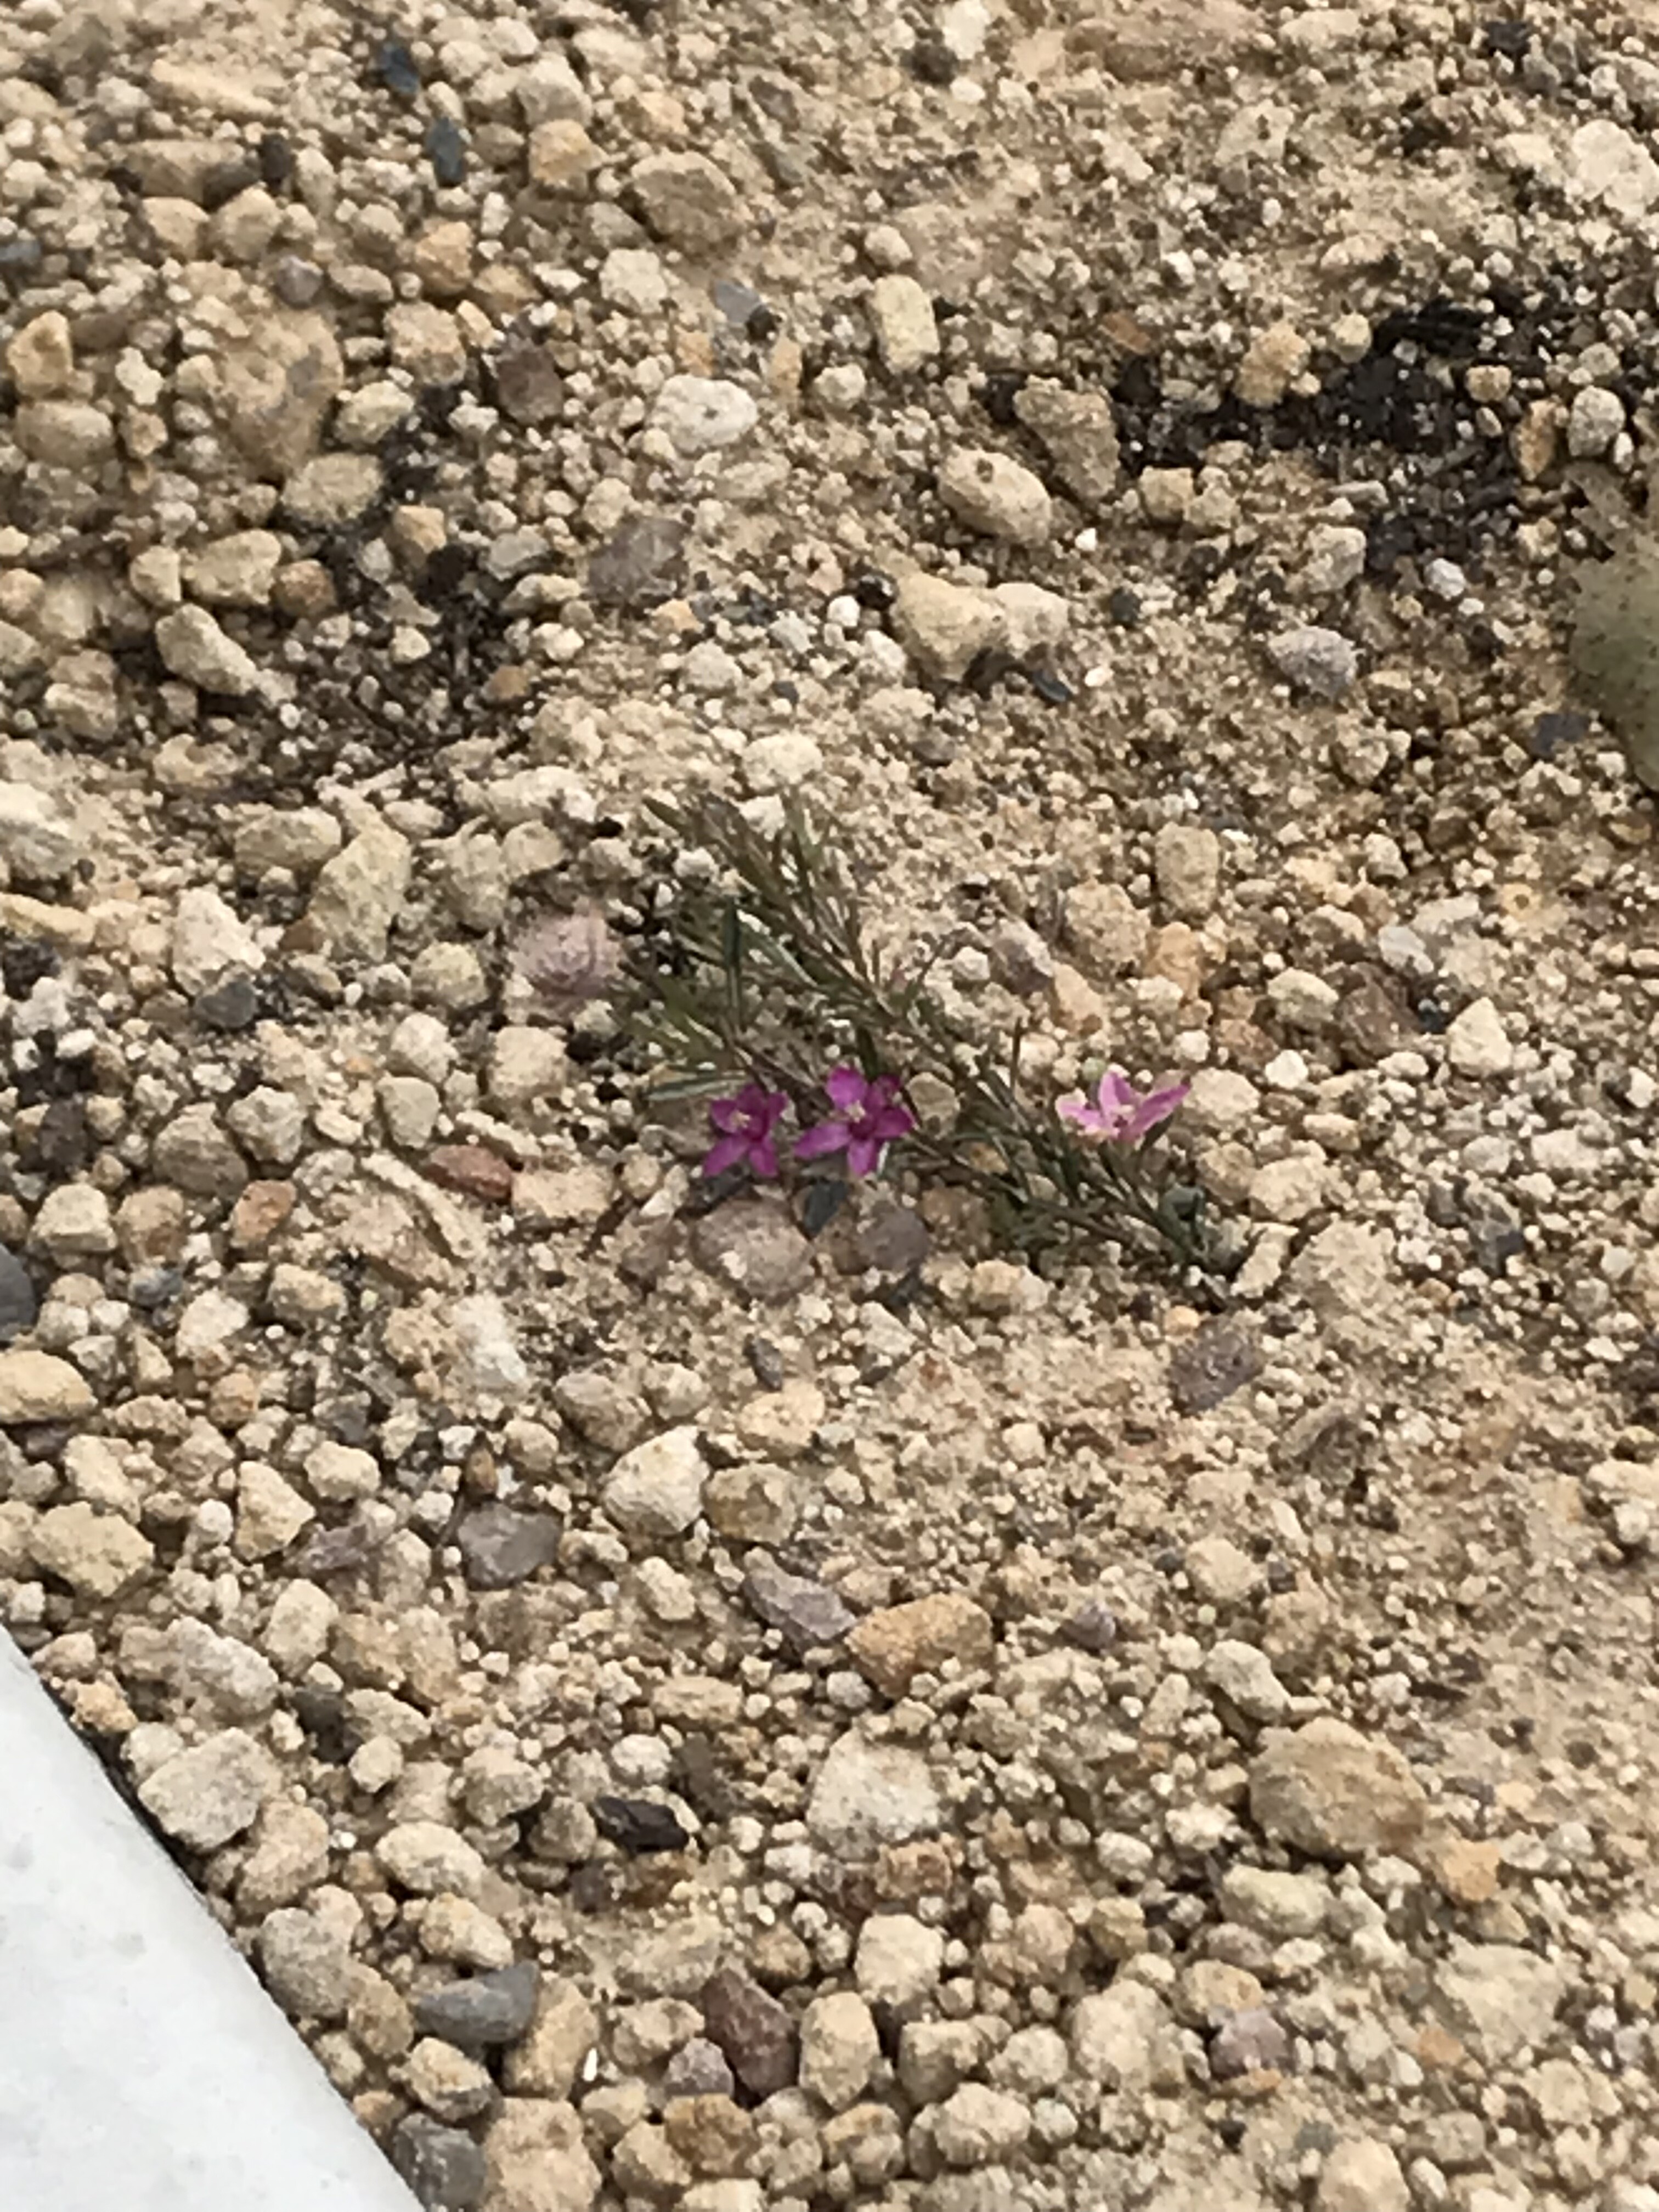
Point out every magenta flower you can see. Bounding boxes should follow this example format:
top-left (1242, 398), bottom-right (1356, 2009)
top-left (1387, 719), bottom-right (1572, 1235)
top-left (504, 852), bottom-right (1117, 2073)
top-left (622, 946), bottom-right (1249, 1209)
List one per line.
top-left (1058, 1069), bottom-right (1189, 1145)
top-left (703, 1082), bottom-right (789, 1180)
top-left (795, 1066), bottom-right (915, 1179)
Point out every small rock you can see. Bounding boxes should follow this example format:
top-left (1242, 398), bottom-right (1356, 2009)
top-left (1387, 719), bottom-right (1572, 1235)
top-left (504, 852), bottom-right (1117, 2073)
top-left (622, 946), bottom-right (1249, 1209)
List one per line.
top-left (308, 817), bottom-right (411, 962)
top-left (258, 1906), bottom-right (353, 2021)
top-left (155, 606), bottom-right (259, 693)
top-left (1316, 2139), bottom-right (1409, 2212)
top-left (891, 570), bottom-right (1001, 680)
top-left (283, 454), bottom-right (382, 527)
top-left (392, 2116), bottom-right (488, 2211)
top-left (171, 887), bottom-right (263, 996)
top-left (1434, 1939), bottom-right (1566, 2062)
top-left (854, 1912), bottom-right (945, 2010)
top-left (701, 1968), bottom-right (798, 2097)
top-left (602, 1427), bottom-right (706, 1539)
top-left (31, 1183), bottom-right (114, 1262)
top-left (592, 1797), bottom-right (691, 1854)
top-left (846, 1593), bottom-right (993, 1695)
top-left (138, 1729), bottom-right (274, 1850)
top-left (651, 376), bottom-right (758, 458)
top-left (30, 1502), bottom-right (152, 1597)
top-left (1249, 1717), bottom-right (1426, 1859)
top-left (0, 1249), bottom-right (37, 1344)
top-left (377, 1821), bottom-right (487, 1899)
top-left (938, 448), bottom-right (1052, 546)
top-left (1153, 821), bottom-right (1220, 919)
top-left (690, 1201), bottom-right (811, 1303)
top-left (1169, 1321), bottom-right (1260, 1413)
top-left (806, 1732), bottom-right (943, 1857)
top-left (1267, 625), bottom-right (1357, 699)
top-left (1445, 996), bottom-right (1513, 1077)
top-left (455, 1504), bottom-right (562, 1590)
top-left (1237, 320), bottom-right (1311, 407)
top-left (868, 274), bottom-right (939, 373)
top-left (587, 514), bottom-right (686, 608)
top-left (630, 151), bottom-right (743, 253)
top-left (1211, 2007), bottom-right (1291, 2079)
top-left (0, 783), bottom-right (80, 881)
top-left (1013, 379), bottom-right (1119, 505)
top-left (743, 1558), bottom-right (854, 1650)
top-left (934, 2083), bottom-right (1031, 2166)
top-left (416, 1961), bottom-right (541, 2050)
top-left (799, 1990), bottom-right (880, 2110)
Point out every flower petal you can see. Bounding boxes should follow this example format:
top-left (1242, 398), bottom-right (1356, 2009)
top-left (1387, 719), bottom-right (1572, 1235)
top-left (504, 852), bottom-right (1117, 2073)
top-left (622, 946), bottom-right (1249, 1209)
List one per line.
top-left (702, 1133), bottom-right (749, 1178)
top-left (754, 1089), bottom-right (790, 1132)
top-left (846, 1135), bottom-right (882, 1178)
top-left (708, 1096), bottom-right (748, 1135)
top-left (823, 1065), bottom-right (868, 1113)
top-left (1057, 1092), bottom-right (1104, 1131)
top-left (749, 1136), bottom-right (781, 1180)
top-left (732, 1080), bottom-right (772, 1118)
top-left (1124, 1081), bottom-right (1190, 1142)
top-left (871, 1105), bottom-right (915, 1142)
top-left (795, 1121), bottom-right (849, 1160)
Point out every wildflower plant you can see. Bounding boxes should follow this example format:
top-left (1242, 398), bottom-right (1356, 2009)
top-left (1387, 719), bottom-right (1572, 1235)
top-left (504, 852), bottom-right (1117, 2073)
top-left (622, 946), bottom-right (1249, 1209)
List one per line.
top-left (628, 795), bottom-right (1210, 1269)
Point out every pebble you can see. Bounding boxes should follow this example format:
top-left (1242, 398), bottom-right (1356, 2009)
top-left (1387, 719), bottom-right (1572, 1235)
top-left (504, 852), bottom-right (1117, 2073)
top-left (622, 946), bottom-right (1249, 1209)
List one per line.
top-left (650, 377), bottom-right (758, 458)
top-left (377, 1822), bottom-right (487, 1899)
top-left (0, 1349), bottom-right (94, 1423)
top-left (1249, 1719), bottom-right (1427, 1859)
top-left (1267, 625), bottom-right (1358, 699)
top-left (1434, 1940), bottom-right (1565, 2062)
top-left (391, 2116), bottom-right (488, 2212)
top-left (701, 1968), bottom-right (798, 2096)
top-left (891, 571), bottom-right (1002, 680)
top-left (602, 1426), bottom-right (706, 1539)
top-left (845, 1593), bottom-right (992, 1694)
top-left (1317, 2138), bottom-right (1410, 2212)
top-left (1210, 2007), bottom-right (1291, 2079)
top-left (938, 448), bottom-right (1053, 546)
top-left (1444, 996), bottom-right (1513, 1077)
top-left (416, 1961), bottom-right (541, 2050)
top-left (806, 1731), bottom-right (943, 1857)
top-left (799, 1990), bottom-right (880, 2109)
top-left (138, 1729), bottom-right (275, 1850)
top-left (258, 1906), bottom-right (353, 2021)
top-left (868, 274), bottom-right (939, 373)
top-left (455, 1504), bottom-right (562, 1590)
top-left (0, 783), bottom-right (80, 881)
top-left (743, 1558), bottom-right (855, 1650)
top-left (154, 607), bottom-right (260, 694)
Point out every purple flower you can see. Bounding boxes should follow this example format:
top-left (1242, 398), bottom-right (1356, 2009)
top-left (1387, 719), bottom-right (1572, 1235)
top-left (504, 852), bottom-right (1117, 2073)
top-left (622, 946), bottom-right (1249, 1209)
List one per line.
top-left (1057, 1069), bottom-right (1190, 1145)
top-left (702, 1082), bottom-right (789, 1180)
top-left (796, 1065), bottom-right (915, 1179)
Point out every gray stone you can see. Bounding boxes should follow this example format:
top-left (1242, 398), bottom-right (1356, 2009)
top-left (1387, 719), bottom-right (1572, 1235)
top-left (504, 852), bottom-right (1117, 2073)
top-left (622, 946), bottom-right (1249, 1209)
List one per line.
top-left (391, 2114), bottom-right (488, 2210)
top-left (155, 606), bottom-right (261, 694)
top-left (456, 1504), bottom-right (562, 1590)
top-left (1267, 625), bottom-right (1357, 699)
top-left (1434, 1940), bottom-right (1566, 2062)
top-left (661, 2037), bottom-right (734, 2100)
top-left (416, 1961), bottom-right (541, 2050)
top-left (690, 1200), bottom-right (812, 1304)
top-left (743, 1558), bottom-right (854, 1650)
top-left (257, 1906), bottom-right (353, 2021)
top-left (0, 1248), bottom-right (36, 1344)
top-left (1210, 2007), bottom-right (1291, 2079)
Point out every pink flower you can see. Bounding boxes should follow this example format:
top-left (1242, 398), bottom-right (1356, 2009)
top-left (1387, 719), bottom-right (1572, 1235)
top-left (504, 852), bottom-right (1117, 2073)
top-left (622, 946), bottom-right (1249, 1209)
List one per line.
top-left (795, 1066), bottom-right (915, 1179)
top-left (1057, 1069), bottom-right (1189, 1145)
top-left (703, 1082), bottom-right (789, 1180)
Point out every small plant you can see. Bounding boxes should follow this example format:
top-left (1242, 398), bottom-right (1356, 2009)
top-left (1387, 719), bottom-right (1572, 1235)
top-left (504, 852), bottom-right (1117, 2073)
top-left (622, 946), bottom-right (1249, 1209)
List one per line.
top-left (627, 795), bottom-right (1210, 1272)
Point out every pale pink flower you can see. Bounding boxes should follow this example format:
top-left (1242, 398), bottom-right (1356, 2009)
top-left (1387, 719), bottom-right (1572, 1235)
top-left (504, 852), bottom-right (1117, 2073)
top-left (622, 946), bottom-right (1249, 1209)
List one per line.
top-left (1057, 1069), bottom-right (1189, 1145)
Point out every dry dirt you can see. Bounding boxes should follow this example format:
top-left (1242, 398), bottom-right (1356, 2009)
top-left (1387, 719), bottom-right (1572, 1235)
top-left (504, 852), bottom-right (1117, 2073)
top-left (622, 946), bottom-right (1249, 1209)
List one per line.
top-left (5, 1), bottom-right (1659, 2209)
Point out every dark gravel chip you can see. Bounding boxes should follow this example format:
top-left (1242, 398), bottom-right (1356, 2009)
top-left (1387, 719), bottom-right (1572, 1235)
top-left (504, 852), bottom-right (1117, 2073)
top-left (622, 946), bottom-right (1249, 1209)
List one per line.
top-left (745, 1335), bottom-right (786, 1389)
top-left (415, 1960), bottom-right (541, 2050)
top-left (592, 1796), bottom-right (691, 1854)
top-left (1482, 18), bottom-right (1531, 58)
top-left (854, 1203), bottom-right (931, 1276)
top-left (492, 342), bottom-right (565, 427)
top-left (201, 159), bottom-right (259, 211)
top-left (455, 1504), bottom-right (562, 1590)
top-left (194, 974), bottom-right (261, 1031)
top-left (0, 1248), bottom-right (37, 1344)
top-left (1062, 1599), bottom-right (1119, 1653)
top-left (701, 1967), bottom-right (798, 2096)
top-left (587, 514), bottom-right (687, 610)
top-left (1168, 1319), bottom-right (1261, 1414)
top-left (391, 2115), bottom-right (487, 2210)
top-left (292, 1686), bottom-right (350, 1762)
top-left (1527, 709), bottom-right (1588, 760)
top-left (742, 1558), bottom-right (855, 1650)
top-left (374, 36), bottom-right (422, 99)
top-left (258, 134), bottom-right (294, 189)
top-left (1211, 2006), bottom-right (1292, 2079)
top-left (0, 236), bottom-right (44, 280)
top-left (425, 116), bottom-right (467, 187)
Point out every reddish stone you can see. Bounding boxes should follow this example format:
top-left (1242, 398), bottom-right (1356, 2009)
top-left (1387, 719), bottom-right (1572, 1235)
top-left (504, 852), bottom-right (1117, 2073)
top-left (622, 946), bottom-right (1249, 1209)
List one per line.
top-left (424, 1144), bottom-right (514, 1203)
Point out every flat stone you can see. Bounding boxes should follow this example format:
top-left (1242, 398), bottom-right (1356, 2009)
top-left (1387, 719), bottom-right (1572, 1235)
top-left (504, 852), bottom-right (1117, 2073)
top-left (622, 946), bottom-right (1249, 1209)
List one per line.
top-left (30, 1502), bottom-right (152, 1598)
top-left (806, 1733), bottom-right (943, 1857)
top-left (416, 1960), bottom-right (541, 2050)
top-left (138, 1728), bottom-right (275, 1850)
top-left (0, 1350), bottom-right (94, 1423)
top-left (742, 1558), bottom-right (854, 1650)
top-left (1249, 1718), bottom-right (1426, 1859)
top-left (456, 1504), bottom-right (562, 1590)
top-left (690, 1201), bottom-right (811, 1304)
top-left (630, 151), bottom-right (743, 254)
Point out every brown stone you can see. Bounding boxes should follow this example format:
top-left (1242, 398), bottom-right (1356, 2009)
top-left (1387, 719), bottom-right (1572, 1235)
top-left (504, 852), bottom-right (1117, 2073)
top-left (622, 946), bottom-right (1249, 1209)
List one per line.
top-left (847, 1594), bottom-right (994, 1697)
top-left (1424, 1833), bottom-right (1502, 1908)
top-left (232, 1180), bottom-right (296, 1249)
top-left (662, 2095), bottom-right (756, 2178)
top-left (425, 1145), bottom-right (515, 1204)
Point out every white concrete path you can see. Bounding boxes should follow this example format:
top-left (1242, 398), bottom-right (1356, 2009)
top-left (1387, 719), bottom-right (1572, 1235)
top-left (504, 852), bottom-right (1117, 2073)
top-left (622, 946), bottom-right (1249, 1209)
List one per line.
top-left (0, 1630), bottom-right (420, 2212)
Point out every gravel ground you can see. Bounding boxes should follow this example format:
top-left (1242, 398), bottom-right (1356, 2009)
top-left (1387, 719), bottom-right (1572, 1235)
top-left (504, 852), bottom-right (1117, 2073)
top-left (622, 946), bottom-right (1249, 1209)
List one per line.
top-left (6, 1), bottom-right (1659, 2209)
